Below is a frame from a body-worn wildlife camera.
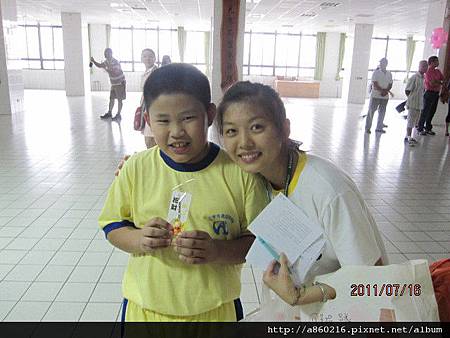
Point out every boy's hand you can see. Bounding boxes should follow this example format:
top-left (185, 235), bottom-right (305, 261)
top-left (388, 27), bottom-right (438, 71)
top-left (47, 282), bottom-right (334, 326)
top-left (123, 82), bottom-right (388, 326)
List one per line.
top-left (138, 217), bottom-right (173, 253)
top-left (174, 230), bottom-right (218, 264)
top-left (90, 56), bottom-right (95, 62)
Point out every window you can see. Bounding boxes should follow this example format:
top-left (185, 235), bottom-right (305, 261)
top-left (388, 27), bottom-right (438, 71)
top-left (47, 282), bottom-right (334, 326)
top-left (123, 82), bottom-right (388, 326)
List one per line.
top-left (369, 38), bottom-right (388, 69)
top-left (386, 39), bottom-right (407, 71)
top-left (185, 31), bottom-right (206, 65)
top-left (19, 23), bottom-right (64, 70)
top-left (411, 40), bottom-right (425, 69)
top-left (368, 36), bottom-right (423, 82)
top-left (111, 28), bottom-right (133, 71)
top-left (274, 33), bottom-right (300, 77)
top-left (250, 33), bottom-right (275, 67)
top-left (299, 35), bottom-right (316, 68)
top-left (244, 31), bottom-right (316, 79)
top-left (111, 27), bottom-right (205, 72)
top-left (159, 29), bottom-right (179, 63)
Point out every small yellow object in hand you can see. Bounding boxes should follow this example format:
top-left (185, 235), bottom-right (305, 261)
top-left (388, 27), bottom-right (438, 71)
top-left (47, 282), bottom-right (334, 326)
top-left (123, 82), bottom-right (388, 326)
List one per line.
top-left (172, 219), bottom-right (184, 236)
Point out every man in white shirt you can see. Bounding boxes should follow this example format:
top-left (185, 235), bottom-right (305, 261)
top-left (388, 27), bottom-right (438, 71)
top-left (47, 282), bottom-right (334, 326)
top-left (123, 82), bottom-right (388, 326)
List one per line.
top-left (365, 58), bottom-right (393, 134)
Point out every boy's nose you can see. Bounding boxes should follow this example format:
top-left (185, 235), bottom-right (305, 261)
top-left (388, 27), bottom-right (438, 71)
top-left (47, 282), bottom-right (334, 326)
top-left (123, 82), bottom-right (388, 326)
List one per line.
top-left (170, 123), bottom-right (186, 137)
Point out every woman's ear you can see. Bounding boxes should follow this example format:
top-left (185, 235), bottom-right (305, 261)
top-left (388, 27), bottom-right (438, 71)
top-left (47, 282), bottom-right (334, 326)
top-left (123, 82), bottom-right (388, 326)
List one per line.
top-left (206, 103), bottom-right (217, 127)
top-left (283, 118), bottom-right (291, 140)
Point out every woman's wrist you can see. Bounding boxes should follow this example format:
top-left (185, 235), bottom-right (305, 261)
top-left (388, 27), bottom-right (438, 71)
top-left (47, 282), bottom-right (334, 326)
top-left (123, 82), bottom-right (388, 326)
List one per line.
top-left (290, 284), bottom-right (306, 306)
top-left (313, 282), bottom-right (330, 303)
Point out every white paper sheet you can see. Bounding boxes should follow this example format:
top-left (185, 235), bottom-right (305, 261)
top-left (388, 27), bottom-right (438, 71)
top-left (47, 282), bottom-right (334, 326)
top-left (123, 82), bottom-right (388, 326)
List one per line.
top-left (291, 237), bottom-right (326, 285)
top-left (247, 194), bottom-right (323, 264)
top-left (246, 237), bottom-right (276, 271)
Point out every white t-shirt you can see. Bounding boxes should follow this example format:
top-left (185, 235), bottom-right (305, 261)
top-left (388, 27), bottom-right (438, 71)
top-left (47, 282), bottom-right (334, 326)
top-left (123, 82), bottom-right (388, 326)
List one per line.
top-left (371, 69), bottom-right (393, 99)
top-left (405, 72), bottom-right (424, 110)
top-left (287, 153), bottom-right (387, 281)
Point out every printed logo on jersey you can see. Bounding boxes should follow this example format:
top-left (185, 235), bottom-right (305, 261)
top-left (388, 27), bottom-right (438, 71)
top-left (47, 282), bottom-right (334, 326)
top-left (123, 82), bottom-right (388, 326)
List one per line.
top-left (209, 214), bottom-right (235, 236)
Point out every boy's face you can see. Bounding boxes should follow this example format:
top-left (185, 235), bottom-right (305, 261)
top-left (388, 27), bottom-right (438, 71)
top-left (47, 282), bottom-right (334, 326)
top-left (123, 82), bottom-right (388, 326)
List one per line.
top-left (141, 51), bottom-right (155, 68)
top-left (146, 93), bottom-right (215, 163)
top-left (104, 49), bottom-right (112, 60)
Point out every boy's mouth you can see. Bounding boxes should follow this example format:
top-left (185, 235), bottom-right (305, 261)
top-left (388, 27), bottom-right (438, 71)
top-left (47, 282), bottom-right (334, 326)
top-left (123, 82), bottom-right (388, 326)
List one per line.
top-left (238, 151), bottom-right (261, 164)
top-left (169, 142), bottom-right (191, 154)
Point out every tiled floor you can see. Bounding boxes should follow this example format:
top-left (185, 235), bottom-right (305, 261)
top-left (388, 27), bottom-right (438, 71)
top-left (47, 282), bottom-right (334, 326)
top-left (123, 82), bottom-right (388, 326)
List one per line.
top-left (0, 90), bottom-right (449, 321)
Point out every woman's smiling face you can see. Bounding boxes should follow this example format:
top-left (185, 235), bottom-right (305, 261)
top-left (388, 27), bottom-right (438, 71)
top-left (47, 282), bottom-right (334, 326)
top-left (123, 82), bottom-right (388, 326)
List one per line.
top-left (221, 101), bottom-right (285, 175)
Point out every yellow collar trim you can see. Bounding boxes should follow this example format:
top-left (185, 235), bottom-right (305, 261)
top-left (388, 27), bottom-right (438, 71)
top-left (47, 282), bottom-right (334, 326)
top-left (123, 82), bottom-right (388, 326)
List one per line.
top-left (272, 151), bottom-right (307, 197)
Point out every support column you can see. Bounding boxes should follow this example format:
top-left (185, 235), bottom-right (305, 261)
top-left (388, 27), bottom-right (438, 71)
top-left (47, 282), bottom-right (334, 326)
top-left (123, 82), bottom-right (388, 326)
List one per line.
top-left (61, 12), bottom-right (90, 96)
top-left (343, 23), bottom-right (373, 104)
top-left (319, 32), bottom-right (342, 98)
top-left (0, 0), bottom-right (23, 115)
top-left (211, 0), bottom-right (246, 104)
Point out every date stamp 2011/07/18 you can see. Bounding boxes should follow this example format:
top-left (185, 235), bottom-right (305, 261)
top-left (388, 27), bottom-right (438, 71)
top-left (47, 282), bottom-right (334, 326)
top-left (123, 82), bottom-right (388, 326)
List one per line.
top-left (350, 283), bottom-right (421, 297)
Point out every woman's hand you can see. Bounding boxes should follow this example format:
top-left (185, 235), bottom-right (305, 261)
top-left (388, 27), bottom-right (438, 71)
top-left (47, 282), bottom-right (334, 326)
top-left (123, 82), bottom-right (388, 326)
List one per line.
top-left (263, 253), bottom-right (298, 305)
top-left (114, 154), bottom-right (131, 176)
top-left (264, 253), bottom-right (337, 306)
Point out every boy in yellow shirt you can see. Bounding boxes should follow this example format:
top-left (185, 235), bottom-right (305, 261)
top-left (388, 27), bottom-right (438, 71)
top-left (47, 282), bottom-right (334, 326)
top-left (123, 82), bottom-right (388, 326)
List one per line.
top-left (98, 63), bottom-right (266, 321)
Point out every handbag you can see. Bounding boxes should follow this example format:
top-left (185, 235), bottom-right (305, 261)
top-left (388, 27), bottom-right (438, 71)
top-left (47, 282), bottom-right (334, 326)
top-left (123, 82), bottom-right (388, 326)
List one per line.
top-left (395, 100), bottom-right (406, 113)
top-left (133, 106), bottom-right (145, 131)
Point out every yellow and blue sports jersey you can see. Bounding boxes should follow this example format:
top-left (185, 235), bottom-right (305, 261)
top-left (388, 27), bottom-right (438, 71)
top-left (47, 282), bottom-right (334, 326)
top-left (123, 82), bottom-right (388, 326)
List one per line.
top-left (98, 143), bottom-right (267, 317)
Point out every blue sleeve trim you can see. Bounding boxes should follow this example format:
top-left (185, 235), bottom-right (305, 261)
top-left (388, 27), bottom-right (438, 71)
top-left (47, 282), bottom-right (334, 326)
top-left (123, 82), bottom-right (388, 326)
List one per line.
top-left (103, 220), bottom-right (136, 238)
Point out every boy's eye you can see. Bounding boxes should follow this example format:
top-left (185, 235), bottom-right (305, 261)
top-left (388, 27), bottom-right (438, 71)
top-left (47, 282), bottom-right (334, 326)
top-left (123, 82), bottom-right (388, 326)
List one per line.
top-left (183, 116), bottom-right (196, 121)
top-left (157, 119), bottom-right (169, 123)
top-left (224, 128), bottom-right (237, 137)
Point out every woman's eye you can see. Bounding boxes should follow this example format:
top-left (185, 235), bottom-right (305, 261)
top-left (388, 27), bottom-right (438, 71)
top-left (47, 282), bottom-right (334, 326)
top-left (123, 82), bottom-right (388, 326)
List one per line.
top-left (157, 120), bottom-right (169, 123)
top-left (250, 124), bottom-right (264, 132)
top-left (183, 116), bottom-right (195, 121)
top-left (225, 129), bottom-right (237, 137)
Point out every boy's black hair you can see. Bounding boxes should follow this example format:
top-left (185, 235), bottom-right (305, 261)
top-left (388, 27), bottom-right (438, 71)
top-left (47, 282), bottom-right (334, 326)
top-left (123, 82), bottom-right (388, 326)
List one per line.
top-left (143, 63), bottom-right (211, 111)
top-left (216, 81), bottom-right (286, 136)
top-left (428, 56), bottom-right (439, 65)
top-left (142, 48), bottom-right (155, 57)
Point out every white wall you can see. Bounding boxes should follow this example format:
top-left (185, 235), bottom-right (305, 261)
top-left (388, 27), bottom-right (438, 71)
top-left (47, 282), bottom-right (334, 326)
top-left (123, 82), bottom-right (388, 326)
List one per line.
top-left (1, 0), bottom-right (23, 115)
top-left (22, 70), bottom-right (65, 89)
top-left (423, 0), bottom-right (447, 60)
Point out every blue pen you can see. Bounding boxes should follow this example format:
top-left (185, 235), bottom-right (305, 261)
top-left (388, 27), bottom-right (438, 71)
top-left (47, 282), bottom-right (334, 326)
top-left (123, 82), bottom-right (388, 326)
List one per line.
top-left (257, 236), bottom-right (280, 261)
top-left (257, 236), bottom-right (293, 275)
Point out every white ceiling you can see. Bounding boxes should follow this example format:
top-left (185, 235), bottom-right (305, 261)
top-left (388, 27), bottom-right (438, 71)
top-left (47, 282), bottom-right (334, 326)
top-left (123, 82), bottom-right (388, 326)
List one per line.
top-left (14, 0), bottom-right (439, 36)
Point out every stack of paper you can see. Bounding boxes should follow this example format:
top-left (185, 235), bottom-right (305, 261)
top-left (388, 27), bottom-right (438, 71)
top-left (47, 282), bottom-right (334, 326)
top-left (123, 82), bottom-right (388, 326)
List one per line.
top-left (246, 194), bottom-right (325, 284)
